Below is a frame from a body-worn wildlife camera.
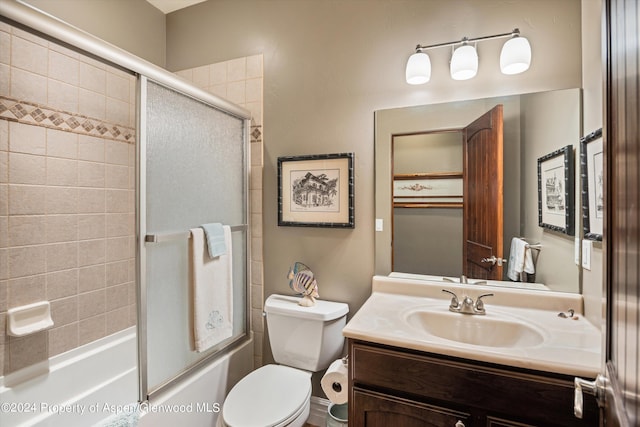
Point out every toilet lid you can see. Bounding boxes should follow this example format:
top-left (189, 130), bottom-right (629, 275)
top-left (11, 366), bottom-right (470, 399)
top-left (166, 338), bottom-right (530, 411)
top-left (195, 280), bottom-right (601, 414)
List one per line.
top-left (223, 364), bottom-right (311, 427)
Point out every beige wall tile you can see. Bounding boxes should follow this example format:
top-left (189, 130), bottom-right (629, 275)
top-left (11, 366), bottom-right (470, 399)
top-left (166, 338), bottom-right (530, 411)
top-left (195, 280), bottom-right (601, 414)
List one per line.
top-left (0, 280), bottom-right (7, 312)
top-left (50, 295), bottom-right (77, 327)
top-left (9, 215), bottom-right (46, 246)
top-left (48, 323), bottom-right (78, 357)
top-left (45, 186), bottom-right (78, 214)
top-left (106, 72), bottom-right (129, 102)
top-left (106, 283), bottom-right (128, 311)
top-left (106, 189), bottom-right (129, 213)
top-left (78, 161), bottom-right (105, 187)
top-left (105, 237), bottom-right (131, 263)
top-left (78, 214), bottom-right (106, 240)
top-left (78, 239), bottom-right (105, 267)
top-left (11, 67), bottom-right (47, 106)
top-left (79, 314), bottom-right (105, 345)
top-left (227, 57), bottom-right (246, 82)
top-left (47, 128), bottom-right (78, 159)
top-left (0, 120), bottom-right (8, 151)
top-left (46, 269), bottom-right (78, 300)
top-left (9, 122), bottom-right (46, 155)
top-left (106, 98), bottom-right (129, 126)
top-left (246, 102), bottom-right (262, 125)
top-left (46, 215), bottom-right (78, 243)
top-left (8, 274), bottom-right (46, 306)
top-left (79, 62), bottom-right (105, 94)
top-left (210, 62), bottom-right (227, 85)
top-left (11, 35), bottom-right (48, 76)
top-left (106, 306), bottom-right (129, 335)
top-left (48, 49), bottom-right (79, 86)
top-left (246, 78), bottom-right (262, 103)
top-left (9, 331), bottom-right (47, 372)
top-left (246, 55), bottom-right (263, 79)
top-left (11, 27), bottom-right (47, 46)
top-left (226, 81), bottom-right (245, 104)
top-left (0, 216), bottom-right (6, 248)
top-left (0, 63), bottom-right (9, 97)
top-left (106, 260), bottom-right (128, 287)
top-left (47, 157), bottom-right (78, 186)
top-left (191, 65), bottom-right (209, 88)
top-left (105, 141), bottom-right (129, 165)
top-left (106, 213), bottom-right (130, 238)
top-left (46, 242), bottom-right (78, 272)
top-left (0, 185), bottom-right (6, 216)
top-left (9, 246), bottom-right (46, 278)
top-left (78, 289), bottom-right (105, 320)
top-left (78, 188), bottom-right (105, 213)
top-left (10, 184), bottom-right (48, 215)
top-left (79, 264), bottom-right (105, 293)
top-left (48, 79), bottom-right (79, 113)
top-left (105, 164), bottom-right (129, 189)
top-left (78, 135), bottom-right (105, 162)
top-left (79, 88), bottom-right (106, 120)
top-left (9, 152), bottom-right (46, 185)
top-left (0, 248), bottom-right (7, 280)
top-left (0, 30), bottom-right (9, 65)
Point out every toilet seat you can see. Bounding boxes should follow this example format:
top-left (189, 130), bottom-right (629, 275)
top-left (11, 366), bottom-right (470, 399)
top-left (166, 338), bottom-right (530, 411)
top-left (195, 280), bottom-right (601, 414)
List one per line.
top-left (222, 364), bottom-right (312, 427)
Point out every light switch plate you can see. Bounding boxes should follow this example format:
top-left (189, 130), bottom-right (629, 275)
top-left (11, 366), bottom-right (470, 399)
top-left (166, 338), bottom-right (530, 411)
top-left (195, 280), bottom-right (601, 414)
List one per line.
top-left (582, 240), bottom-right (592, 270)
top-left (375, 218), bottom-right (383, 232)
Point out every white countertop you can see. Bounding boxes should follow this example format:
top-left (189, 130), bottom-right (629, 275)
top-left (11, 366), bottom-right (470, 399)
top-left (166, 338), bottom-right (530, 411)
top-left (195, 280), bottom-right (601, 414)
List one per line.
top-left (342, 275), bottom-right (602, 378)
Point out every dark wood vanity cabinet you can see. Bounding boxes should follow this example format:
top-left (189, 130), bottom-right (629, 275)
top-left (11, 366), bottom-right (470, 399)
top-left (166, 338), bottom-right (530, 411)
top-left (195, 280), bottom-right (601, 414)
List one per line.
top-left (348, 340), bottom-right (599, 427)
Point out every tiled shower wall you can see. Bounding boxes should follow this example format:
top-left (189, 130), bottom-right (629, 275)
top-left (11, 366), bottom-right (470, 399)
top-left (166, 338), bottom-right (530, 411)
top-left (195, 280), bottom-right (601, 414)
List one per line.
top-left (175, 55), bottom-right (264, 368)
top-left (0, 23), bottom-right (137, 375)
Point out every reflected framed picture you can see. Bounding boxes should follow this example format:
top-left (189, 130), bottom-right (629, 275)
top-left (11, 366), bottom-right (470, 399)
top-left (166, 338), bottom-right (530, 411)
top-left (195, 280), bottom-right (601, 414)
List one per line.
top-left (537, 145), bottom-right (575, 235)
top-left (277, 152), bottom-right (355, 228)
top-left (580, 128), bottom-right (603, 241)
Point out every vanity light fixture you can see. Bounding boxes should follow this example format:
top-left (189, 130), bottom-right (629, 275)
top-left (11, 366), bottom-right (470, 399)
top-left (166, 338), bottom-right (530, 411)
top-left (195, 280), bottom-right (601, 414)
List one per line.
top-left (405, 28), bottom-right (531, 84)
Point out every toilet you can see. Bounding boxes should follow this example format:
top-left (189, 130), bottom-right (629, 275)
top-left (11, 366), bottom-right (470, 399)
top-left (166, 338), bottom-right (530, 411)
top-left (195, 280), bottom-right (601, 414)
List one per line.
top-left (218, 294), bottom-right (349, 427)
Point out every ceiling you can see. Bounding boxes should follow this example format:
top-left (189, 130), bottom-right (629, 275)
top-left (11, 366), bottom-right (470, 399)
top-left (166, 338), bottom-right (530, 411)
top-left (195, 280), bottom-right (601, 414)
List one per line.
top-left (145, 0), bottom-right (207, 14)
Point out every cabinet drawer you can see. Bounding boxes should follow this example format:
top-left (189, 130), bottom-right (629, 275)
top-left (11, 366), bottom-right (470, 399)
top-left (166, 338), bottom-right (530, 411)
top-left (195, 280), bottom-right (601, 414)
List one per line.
top-left (349, 341), bottom-right (598, 426)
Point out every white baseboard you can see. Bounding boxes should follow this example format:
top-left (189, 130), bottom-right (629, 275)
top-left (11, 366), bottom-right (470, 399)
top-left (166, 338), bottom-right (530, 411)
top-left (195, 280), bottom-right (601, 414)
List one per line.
top-left (307, 396), bottom-right (330, 426)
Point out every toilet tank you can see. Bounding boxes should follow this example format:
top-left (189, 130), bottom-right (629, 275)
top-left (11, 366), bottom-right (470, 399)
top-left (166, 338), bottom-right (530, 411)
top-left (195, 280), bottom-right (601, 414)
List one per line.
top-left (264, 294), bottom-right (349, 372)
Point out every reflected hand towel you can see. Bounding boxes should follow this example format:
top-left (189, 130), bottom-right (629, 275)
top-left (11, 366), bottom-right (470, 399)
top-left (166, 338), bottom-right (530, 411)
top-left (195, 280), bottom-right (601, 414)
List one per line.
top-left (201, 222), bottom-right (227, 258)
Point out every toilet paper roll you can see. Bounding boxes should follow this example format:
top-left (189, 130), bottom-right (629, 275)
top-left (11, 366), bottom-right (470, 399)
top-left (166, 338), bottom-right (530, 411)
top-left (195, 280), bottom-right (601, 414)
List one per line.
top-left (321, 359), bottom-right (348, 404)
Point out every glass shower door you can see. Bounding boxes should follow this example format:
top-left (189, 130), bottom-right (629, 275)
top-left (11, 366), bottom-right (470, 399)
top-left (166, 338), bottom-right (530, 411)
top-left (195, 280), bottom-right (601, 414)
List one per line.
top-left (138, 77), bottom-right (249, 397)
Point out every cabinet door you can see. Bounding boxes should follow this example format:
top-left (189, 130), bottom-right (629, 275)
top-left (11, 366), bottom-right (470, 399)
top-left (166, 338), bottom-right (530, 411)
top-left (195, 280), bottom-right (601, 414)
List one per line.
top-left (352, 388), bottom-right (471, 427)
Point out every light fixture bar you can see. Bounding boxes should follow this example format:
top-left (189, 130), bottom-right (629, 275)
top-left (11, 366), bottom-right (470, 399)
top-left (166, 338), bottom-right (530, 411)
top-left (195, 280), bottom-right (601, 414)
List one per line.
top-left (415, 28), bottom-right (521, 52)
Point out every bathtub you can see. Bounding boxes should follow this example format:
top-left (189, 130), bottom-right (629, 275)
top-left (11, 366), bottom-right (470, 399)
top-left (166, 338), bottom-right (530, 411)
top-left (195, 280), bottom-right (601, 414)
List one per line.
top-left (0, 328), bottom-right (254, 427)
top-left (0, 327), bottom-right (137, 427)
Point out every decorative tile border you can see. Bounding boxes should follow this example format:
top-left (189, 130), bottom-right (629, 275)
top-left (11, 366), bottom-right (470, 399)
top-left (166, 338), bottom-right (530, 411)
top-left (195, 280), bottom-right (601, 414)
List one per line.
top-left (251, 125), bottom-right (262, 143)
top-left (0, 96), bottom-right (136, 144)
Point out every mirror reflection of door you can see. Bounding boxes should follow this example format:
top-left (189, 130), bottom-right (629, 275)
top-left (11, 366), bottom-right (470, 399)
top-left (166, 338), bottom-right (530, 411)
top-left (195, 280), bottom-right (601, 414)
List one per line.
top-left (391, 105), bottom-right (504, 280)
top-left (463, 105), bottom-right (504, 280)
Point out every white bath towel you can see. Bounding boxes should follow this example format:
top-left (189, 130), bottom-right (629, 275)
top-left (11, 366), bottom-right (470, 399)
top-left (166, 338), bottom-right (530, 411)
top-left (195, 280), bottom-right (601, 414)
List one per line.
top-left (190, 226), bottom-right (233, 352)
top-left (507, 237), bottom-right (535, 281)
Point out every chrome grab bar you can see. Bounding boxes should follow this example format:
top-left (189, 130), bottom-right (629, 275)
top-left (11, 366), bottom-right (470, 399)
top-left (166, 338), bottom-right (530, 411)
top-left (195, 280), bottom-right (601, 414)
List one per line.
top-left (144, 224), bottom-right (247, 243)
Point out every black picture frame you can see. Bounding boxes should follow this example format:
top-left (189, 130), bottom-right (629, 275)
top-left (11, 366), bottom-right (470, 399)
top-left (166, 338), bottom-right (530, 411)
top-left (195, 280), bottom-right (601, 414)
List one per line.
top-left (580, 128), bottom-right (603, 241)
top-left (537, 145), bottom-right (575, 235)
top-left (277, 152), bottom-right (355, 228)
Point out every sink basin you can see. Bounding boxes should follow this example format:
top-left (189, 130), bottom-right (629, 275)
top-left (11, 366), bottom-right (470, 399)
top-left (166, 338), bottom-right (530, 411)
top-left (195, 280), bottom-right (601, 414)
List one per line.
top-left (404, 308), bottom-right (546, 348)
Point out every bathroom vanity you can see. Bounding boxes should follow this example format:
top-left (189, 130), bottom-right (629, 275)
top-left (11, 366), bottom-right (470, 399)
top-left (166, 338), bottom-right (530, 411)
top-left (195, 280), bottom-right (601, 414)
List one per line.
top-left (343, 276), bottom-right (601, 427)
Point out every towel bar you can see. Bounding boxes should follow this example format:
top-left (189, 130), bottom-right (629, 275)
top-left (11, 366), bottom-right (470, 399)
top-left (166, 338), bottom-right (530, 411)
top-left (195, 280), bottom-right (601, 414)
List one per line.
top-left (145, 224), bottom-right (247, 243)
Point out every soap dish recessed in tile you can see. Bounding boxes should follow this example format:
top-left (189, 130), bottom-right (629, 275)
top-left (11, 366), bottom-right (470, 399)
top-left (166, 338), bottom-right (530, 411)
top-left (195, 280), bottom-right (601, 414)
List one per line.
top-left (7, 301), bottom-right (54, 337)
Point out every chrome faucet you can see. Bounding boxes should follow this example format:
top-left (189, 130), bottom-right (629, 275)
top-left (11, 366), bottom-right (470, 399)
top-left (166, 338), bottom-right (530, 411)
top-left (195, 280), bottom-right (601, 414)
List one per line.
top-left (442, 289), bottom-right (494, 315)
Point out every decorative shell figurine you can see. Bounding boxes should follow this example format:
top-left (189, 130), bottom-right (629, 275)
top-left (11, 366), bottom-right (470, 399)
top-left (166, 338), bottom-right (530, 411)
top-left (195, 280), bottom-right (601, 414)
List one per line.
top-left (287, 262), bottom-right (319, 307)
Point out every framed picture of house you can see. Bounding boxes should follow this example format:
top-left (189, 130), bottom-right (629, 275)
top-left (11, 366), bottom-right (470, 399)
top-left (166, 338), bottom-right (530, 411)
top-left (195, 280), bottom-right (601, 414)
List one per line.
top-left (537, 145), bottom-right (575, 235)
top-left (580, 128), bottom-right (603, 241)
top-left (277, 152), bottom-right (355, 228)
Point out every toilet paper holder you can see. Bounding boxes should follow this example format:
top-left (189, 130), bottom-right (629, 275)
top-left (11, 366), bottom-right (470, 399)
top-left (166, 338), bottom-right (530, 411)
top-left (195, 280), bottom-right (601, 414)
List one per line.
top-left (331, 356), bottom-right (349, 393)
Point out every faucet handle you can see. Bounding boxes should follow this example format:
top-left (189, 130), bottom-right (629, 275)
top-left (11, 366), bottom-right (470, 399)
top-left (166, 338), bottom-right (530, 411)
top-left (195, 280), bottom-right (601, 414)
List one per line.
top-left (474, 293), bottom-right (494, 313)
top-left (442, 289), bottom-right (459, 309)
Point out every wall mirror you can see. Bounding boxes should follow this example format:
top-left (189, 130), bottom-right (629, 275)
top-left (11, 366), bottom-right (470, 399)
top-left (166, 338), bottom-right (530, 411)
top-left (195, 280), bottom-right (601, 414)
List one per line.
top-left (374, 88), bottom-right (583, 293)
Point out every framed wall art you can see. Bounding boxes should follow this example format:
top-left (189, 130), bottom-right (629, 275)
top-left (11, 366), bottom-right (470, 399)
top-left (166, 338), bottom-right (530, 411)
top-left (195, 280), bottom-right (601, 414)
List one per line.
top-left (580, 128), bottom-right (603, 241)
top-left (277, 152), bottom-right (355, 228)
top-left (537, 145), bottom-right (575, 235)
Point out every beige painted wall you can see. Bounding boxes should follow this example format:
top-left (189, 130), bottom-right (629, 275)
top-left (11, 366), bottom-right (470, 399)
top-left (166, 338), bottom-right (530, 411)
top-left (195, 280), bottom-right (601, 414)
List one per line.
top-left (22, 0), bottom-right (166, 67)
top-left (165, 1), bottom-right (585, 378)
